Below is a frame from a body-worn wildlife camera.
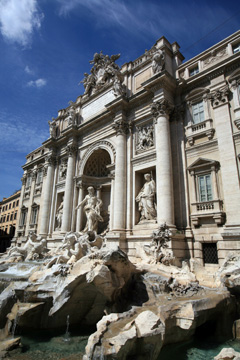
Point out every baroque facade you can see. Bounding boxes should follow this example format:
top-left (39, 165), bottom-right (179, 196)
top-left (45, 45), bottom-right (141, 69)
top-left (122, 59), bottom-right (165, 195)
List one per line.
top-left (15, 31), bottom-right (240, 266)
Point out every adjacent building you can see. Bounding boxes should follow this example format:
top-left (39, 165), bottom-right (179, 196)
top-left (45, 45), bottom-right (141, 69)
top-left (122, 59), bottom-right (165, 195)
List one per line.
top-left (14, 30), bottom-right (240, 266)
top-left (0, 190), bottom-right (21, 252)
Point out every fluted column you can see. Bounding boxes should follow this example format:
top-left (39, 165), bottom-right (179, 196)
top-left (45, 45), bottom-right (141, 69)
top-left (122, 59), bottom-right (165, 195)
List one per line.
top-left (112, 114), bottom-right (129, 232)
top-left (151, 99), bottom-right (175, 226)
top-left (39, 153), bottom-right (56, 236)
top-left (61, 142), bottom-right (77, 233)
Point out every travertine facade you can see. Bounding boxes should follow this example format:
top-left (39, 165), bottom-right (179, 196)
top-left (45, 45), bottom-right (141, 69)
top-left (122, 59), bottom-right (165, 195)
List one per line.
top-left (15, 31), bottom-right (240, 266)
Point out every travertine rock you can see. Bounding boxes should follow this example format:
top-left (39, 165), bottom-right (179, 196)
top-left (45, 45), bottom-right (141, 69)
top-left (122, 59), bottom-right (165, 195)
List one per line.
top-left (214, 348), bottom-right (240, 360)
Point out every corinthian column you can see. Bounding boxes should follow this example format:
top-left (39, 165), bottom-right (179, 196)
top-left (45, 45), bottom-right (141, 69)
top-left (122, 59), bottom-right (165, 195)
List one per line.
top-left (61, 142), bottom-right (78, 233)
top-left (112, 113), bottom-right (130, 232)
top-left (151, 99), bottom-right (175, 227)
top-left (39, 153), bottom-right (56, 237)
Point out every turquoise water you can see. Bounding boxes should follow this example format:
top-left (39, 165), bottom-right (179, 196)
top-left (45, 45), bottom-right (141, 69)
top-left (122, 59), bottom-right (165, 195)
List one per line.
top-left (7, 333), bottom-right (89, 360)
top-left (159, 338), bottom-right (240, 360)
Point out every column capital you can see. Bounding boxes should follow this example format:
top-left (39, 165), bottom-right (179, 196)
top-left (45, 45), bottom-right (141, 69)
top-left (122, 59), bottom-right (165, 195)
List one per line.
top-left (66, 143), bottom-right (78, 157)
top-left (45, 152), bottom-right (56, 166)
top-left (112, 119), bottom-right (132, 136)
top-left (21, 174), bottom-right (27, 185)
top-left (151, 99), bottom-right (174, 120)
top-left (209, 85), bottom-right (230, 108)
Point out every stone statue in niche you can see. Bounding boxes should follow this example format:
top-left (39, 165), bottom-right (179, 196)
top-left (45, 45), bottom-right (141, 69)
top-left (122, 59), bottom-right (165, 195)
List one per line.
top-left (48, 118), bottom-right (57, 138)
top-left (151, 48), bottom-right (165, 74)
top-left (76, 186), bottom-right (103, 233)
top-left (136, 173), bottom-right (157, 221)
top-left (55, 195), bottom-right (64, 230)
top-left (136, 124), bottom-right (154, 152)
top-left (80, 52), bottom-right (124, 97)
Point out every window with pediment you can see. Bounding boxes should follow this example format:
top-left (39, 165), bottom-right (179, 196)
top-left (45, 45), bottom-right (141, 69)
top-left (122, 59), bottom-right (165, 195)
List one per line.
top-left (185, 88), bottom-right (214, 146)
top-left (187, 158), bottom-right (225, 227)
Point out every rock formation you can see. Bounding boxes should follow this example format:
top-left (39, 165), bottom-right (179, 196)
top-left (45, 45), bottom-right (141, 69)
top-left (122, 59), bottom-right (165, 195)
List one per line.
top-left (0, 233), bottom-right (240, 359)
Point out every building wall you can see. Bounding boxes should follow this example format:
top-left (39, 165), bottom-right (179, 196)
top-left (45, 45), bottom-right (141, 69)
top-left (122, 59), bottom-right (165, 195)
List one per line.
top-left (0, 190), bottom-right (21, 252)
top-left (15, 30), bottom-right (240, 266)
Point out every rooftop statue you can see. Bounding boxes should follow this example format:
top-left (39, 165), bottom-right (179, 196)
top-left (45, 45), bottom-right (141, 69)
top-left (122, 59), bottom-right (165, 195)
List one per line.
top-left (80, 52), bottom-right (125, 97)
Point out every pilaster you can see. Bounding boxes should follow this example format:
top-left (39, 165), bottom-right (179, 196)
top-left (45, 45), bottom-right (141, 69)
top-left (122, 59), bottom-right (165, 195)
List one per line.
top-left (210, 86), bottom-right (240, 227)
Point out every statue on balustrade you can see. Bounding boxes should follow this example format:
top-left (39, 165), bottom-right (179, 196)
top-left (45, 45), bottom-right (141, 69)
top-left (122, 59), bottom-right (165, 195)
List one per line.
top-left (136, 173), bottom-right (157, 221)
top-left (76, 186), bottom-right (103, 233)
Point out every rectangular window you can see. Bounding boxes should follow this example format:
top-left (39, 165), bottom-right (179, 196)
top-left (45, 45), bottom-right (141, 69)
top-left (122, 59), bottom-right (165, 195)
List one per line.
top-left (26, 175), bottom-right (31, 188)
top-left (16, 200), bottom-right (19, 206)
top-left (36, 169), bottom-right (43, 184)
top-left (13, 202), bottom-right (15, 208)
top-left (233, 43), bottom-right (240, 54)
top-left (31, 207), bottom-right (38, 224)
top-left (14, 212), bottom-right (17, 220)
top-left (192, 101), bottom-right (205, 124)
top-left (6, 214), bottom-right (9, 222)
top-left (5, 205), bottom-right (8, 211)
top-left (20, 211), bottom-right (27, 226)
top-left (202, 243), bottom-right (218, 264)
top-left (10, 213), bottom-right (13, 221)
top-left (198, 174), bottom-right (212, 202)
top-left (189, 65), bottom-right (199, 76)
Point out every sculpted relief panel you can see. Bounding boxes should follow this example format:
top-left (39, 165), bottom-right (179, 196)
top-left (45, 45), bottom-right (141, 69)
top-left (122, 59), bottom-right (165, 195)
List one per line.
top-left (135, 124), bottom-right (154, 153)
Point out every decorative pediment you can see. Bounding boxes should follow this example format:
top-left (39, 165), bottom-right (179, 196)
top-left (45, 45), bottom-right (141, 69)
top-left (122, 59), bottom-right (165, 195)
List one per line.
top-left (185, 87), bottom-right (209, 103)
top-left (187, 158), bottom-right (219, 171)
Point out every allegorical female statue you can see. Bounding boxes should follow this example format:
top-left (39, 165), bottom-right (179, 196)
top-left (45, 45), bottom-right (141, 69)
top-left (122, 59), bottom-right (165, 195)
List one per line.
top-left (136, 173), bottom-right (157, 221)
top-left (76, 186), bottom-right (103, 233)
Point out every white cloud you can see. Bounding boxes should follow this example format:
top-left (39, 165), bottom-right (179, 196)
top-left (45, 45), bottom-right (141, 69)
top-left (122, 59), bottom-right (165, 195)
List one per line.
top-left (0, 0), bottom-right (43, 46)
top-left (24, 65), bottom-right (34, 74)
top-left (27, 78), bottom-right (47, 87)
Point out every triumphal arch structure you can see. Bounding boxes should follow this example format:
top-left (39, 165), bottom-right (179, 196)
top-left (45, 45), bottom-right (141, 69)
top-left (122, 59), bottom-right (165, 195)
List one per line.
top-left (15, 31), bottom-right (240, 265)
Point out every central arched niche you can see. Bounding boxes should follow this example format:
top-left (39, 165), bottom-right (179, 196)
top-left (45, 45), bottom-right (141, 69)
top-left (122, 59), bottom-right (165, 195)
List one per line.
top-left (84, 149), bottom-right (111, 177)
top-left (82, 149), bottom-right (112, 233)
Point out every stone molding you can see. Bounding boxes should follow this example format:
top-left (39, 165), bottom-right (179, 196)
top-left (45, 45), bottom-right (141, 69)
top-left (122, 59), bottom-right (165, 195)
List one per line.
top-left (151, 99), bottom-right (174, 120)
top-left (210, 86), bottom-right (230, 108)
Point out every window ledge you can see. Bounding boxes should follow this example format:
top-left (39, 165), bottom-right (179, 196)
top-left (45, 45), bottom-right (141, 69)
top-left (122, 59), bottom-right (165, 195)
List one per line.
top-left (186, 118), bottom-right (214, 146)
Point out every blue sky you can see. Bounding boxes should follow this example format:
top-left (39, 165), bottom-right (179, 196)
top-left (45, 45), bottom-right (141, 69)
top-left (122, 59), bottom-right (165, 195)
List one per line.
top-left (0, 0), bottom-right (239, 200)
